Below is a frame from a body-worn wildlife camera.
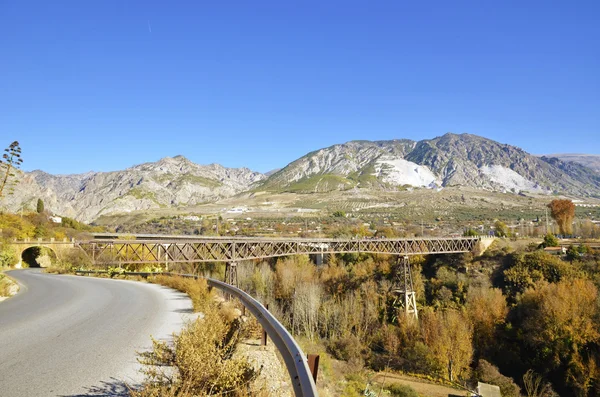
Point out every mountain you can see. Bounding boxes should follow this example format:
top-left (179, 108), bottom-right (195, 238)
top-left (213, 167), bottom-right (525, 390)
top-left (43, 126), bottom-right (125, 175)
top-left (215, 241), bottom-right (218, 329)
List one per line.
top-left (544, 154), bottom-right (600, 173)
top-left (2, 156), bottom-right (265, 223)
top-left (257, 133), bottom-right (600, 197)
top-left (4, 134), bottom-right (599, 223)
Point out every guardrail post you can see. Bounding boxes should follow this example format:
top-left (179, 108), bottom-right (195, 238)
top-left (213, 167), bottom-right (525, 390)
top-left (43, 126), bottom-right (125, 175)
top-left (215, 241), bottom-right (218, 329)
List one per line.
top-left (308, 354), bottom-right (320, 383)
top-left (261, 303), bottom-right (269, 346)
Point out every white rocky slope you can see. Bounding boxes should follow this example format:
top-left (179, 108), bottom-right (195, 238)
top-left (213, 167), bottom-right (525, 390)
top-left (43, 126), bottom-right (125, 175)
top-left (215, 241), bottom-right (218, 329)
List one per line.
top-left (259, 133), bottom-right (600, 197)
top-left (3, 156), bottom-right (265, 222)
top-left (374, 157), bottom-right (440, 187)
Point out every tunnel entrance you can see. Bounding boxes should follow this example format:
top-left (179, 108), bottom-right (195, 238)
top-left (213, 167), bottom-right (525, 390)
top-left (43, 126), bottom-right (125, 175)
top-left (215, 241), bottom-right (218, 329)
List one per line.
top-left (21, 247), bottom-right (58, 268)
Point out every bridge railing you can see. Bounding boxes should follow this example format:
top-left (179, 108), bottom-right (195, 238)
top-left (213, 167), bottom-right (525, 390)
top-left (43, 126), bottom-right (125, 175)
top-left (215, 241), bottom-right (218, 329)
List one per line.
top-left (74, 269), bottom-right (318, 397)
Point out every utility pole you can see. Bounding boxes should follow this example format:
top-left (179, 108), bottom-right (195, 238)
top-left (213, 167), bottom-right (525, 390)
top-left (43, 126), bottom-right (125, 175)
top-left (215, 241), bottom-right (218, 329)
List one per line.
top-left (545, 207), bottom-right (549, 234)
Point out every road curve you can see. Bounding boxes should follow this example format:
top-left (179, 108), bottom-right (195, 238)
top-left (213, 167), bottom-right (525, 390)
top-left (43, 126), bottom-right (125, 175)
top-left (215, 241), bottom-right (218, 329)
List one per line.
top-left (0, 269), bottom-right (194, 397)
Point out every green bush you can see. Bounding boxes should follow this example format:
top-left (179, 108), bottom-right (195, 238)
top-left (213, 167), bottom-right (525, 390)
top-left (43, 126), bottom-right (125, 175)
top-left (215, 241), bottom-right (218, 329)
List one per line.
top-left (464, 229), bottom-right (479, 237)
top-left (386, 384), bottom-right (419, 397)
top-left (541, 233), bottom-right (559, 247)
top-left (0, 248), bottom-right (16, 268)
top-left (107, 267), bottom-right (125, 278)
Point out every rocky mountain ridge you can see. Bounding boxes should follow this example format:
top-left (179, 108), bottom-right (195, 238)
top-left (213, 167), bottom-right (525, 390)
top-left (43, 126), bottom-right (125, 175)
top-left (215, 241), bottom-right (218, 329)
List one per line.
top-left (3, 134), bottom-right (599, 222)
top-left (544, 154), bottom-right (600, 173)
top-left (2, 156), bottom-right (265, 223)
top-left (258, 133), bottom-right (600, 197)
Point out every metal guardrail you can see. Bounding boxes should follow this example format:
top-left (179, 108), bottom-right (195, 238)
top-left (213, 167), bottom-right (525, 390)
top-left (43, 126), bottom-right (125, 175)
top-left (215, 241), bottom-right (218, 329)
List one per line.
top-left (74, 270), bottom-right (318, 397)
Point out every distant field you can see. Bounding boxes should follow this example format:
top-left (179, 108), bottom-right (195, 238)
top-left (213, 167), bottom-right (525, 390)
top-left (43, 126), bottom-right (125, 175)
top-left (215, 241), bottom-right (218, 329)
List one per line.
top-left (372, 372), bottom-right (469, 397)
top-left (93, 187), bottom-right (600, 233)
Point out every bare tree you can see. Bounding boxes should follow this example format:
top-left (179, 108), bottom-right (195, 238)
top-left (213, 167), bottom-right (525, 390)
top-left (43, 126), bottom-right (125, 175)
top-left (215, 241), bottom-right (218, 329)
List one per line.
top-left (0, 141), bottom-right (23, 198)
top-left (523, 369), bottom-right (557, 397)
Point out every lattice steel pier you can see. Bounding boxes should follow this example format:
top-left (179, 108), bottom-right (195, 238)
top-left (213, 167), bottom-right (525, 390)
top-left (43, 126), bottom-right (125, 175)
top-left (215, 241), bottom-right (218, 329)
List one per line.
top-left (394, 256), bottom-right (419, 320)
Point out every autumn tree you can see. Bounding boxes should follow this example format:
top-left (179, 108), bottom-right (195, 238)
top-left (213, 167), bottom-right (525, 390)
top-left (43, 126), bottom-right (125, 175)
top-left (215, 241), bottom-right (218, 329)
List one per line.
top-left (0, 141), bottom-right (23, 198)
top-left (516, 278), bottom-right (600, 395)
top-left (466, 287), bottom-right (508, 357)
top-left (420, 308), bottom-right (473, 381)
top-left (547, 199), bottom-right (575, 235)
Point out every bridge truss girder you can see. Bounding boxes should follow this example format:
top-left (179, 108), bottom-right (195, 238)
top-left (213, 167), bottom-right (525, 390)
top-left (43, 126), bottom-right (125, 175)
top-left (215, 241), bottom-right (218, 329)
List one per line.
top-left (76, 237), bottom-right (478, 265)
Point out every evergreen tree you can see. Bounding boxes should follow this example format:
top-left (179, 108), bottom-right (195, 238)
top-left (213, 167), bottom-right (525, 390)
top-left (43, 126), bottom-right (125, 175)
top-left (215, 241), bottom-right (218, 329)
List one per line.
top-left (36, 198), bottom-right (44, 214)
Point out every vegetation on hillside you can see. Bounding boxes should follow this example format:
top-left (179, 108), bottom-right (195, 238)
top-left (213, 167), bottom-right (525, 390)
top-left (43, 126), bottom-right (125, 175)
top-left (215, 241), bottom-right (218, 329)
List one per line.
top-left (223, 240), bottom-right (600, 396)
top-left (0, 211), bottom-right (104, 268)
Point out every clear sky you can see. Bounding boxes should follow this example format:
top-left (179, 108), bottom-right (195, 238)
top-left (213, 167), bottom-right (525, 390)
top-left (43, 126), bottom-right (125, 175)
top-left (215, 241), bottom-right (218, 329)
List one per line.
top-left (1, 1), bottom-right (598, 175)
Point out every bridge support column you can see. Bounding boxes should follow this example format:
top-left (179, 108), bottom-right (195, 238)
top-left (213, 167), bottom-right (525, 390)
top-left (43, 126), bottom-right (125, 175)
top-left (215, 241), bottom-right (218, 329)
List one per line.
top-left (224, 262), bottom-right (238, 288)
top-left (315, 253), bottom-right (323, 266)
top-left (394, 256), bottom-right (418, 321)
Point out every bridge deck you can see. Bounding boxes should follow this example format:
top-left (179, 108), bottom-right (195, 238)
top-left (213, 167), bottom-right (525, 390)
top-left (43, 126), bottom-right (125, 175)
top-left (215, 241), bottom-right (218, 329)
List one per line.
top-left (75, 237), bottom-right (480, 264)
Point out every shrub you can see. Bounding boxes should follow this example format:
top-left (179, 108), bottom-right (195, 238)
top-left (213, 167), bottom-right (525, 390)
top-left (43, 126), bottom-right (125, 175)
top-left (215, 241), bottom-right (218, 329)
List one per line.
top-left (0, 248), bottom-right (16, 268)
top-left (541, 233), bottom-right (559, 248)
top-left (47, 248), bottom-right (92, 274)
top-left (0, 274), bottom-right (13, 297)
top-left (133, 308), bottom-right (256, 397)
top-left (386, 384), bottom-right (419, 397)
top-left (474, 359), bottom-right (521, 397)
top-left (149, 275), bottom-right (213, 313)
top-left (327, 334), bottom-right (365, 362)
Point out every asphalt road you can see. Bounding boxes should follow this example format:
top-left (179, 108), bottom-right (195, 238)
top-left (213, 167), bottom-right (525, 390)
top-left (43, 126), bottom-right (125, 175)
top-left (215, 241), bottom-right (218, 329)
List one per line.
top-left (0, 269), bottom-right (195, 397)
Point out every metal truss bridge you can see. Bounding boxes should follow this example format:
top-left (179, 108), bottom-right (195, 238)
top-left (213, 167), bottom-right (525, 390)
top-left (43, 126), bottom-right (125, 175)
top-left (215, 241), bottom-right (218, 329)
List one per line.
top-left (76, 237), bottom-right (480, 265)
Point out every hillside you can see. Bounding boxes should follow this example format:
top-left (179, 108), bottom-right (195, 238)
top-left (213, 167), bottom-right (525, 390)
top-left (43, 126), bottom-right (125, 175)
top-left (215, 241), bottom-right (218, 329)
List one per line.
top-left (3, 134), bottom-right (600, 223)
top-left (545, 154), bottom-right (600, 173)
top-left (2, 156), bottom-right (265, 223)
top-left (257, 133), bottom-right (600, 197)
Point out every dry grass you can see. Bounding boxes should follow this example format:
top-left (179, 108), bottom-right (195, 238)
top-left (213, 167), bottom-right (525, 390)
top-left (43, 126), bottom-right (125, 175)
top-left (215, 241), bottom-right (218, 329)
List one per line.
top-left (0, 274), bottom-right (12, 297)
top-left (132, 295), bottom-right (263, 396)
top-left (58, 272), bottom-right (269, 395)
top-left (148, 275), bottom-right (214, 313)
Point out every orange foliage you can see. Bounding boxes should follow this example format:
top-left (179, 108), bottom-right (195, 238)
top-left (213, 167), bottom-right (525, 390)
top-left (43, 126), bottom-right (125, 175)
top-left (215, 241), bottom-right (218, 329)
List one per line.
top-left (547, 199), bottom-right (575, 235)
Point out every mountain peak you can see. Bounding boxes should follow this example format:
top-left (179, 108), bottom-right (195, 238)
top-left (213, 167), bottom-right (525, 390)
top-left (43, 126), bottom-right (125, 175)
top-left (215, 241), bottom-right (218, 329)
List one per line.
top-left (258, 133), bottom-right (600, 197)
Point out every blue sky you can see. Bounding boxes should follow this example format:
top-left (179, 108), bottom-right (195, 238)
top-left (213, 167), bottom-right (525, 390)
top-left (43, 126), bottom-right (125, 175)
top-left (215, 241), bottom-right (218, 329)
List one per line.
top-left (1, 1), bottom-right (598, 174)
